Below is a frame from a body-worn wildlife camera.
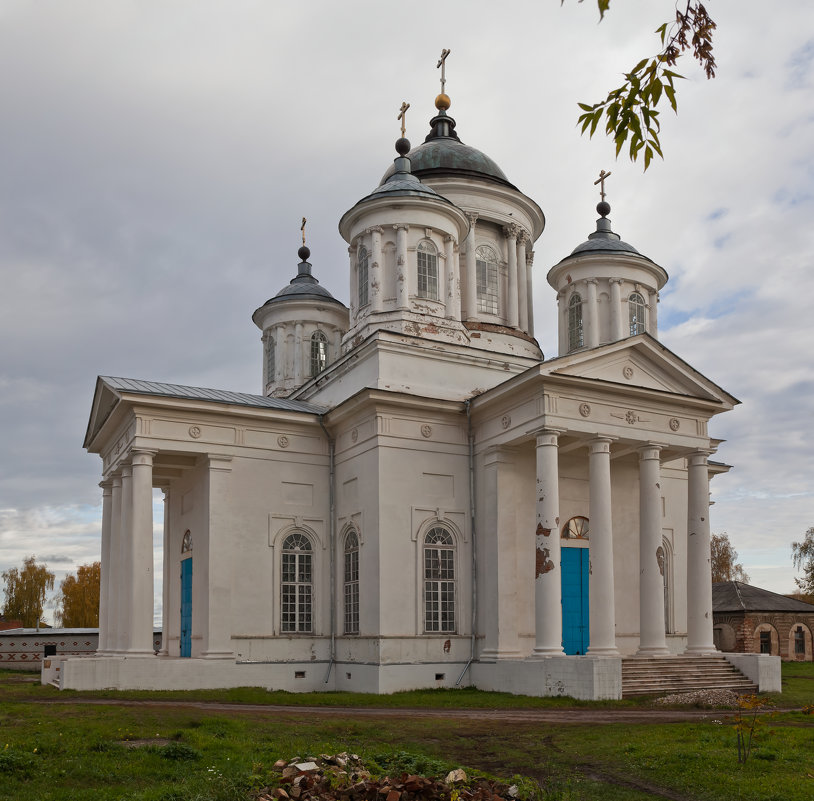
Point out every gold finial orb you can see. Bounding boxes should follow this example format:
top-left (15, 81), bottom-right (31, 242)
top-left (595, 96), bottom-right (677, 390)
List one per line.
top-left (435, 92), bottom-right (451, 111)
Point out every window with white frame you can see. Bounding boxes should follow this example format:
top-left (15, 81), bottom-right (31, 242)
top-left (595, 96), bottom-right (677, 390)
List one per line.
top-left (417, 241), bottom-right (438, 300)
top-left (568, 293), bottom-right (584, 351)
top-left (310, 330), bottom-right (328, 376)
top-left (629, 292), bottom-right (646, 336)
top-left (266, 336), bottom-right (275, 384)
top-left (475, 245), bottom-right (499, 314)
top-left (281, 531), bottom-right (312, 633)
top-left (423, 526), bottom-right (455, 633)
top-left (358, 246), bottom-right (369, 308)
top-left (343, 529), bottom-right (360, 635)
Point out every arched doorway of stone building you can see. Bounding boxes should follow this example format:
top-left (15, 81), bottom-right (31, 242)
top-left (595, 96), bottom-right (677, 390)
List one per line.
top-left (180, 530), bottom-right (193, 658)
top-left (561, 516), bottom-right (589, 654)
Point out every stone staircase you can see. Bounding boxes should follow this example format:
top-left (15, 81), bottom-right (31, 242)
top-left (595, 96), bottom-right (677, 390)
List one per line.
top-left (621, 655), bottom-right (757, 698)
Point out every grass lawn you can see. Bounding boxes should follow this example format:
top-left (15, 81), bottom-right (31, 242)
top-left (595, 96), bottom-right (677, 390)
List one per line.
top-left (0, 663), bottom-right (813, 800)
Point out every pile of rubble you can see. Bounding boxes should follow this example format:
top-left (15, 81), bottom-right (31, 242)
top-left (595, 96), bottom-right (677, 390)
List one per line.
top-left (255, 753), bottom-right (519, 801)
top-left (652, 688), bottom-right (742, 707)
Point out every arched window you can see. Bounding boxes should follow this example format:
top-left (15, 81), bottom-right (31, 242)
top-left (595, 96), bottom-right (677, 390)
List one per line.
top-left (561, 516), bottom-right (589, 540)
top-left (568, 293), bottom-right (584, 351)
top-left (629, 292), bottom-right (646, 336)
top-left (181, 530), bottom-right (192, 553)
top-left (358, 246), bottom-right (369, 308)
top-left (475, 245), bottom-right (499, 315)
top-left (266, 336), bottom-right (275, 384)
top-left (281, 532), bottom-right (312, 633)
top-left (423, 526), bottom-right (455, 633)
top-left (417, 241), bottom-right (438, 300)
top-left (310, 331), bottom-right (328, 376)
top-left (343, 529), bottom-right (360, 635)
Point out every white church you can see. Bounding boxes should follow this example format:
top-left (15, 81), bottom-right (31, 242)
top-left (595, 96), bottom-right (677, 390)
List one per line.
top-left (53, 65), bottom-right (780, 698)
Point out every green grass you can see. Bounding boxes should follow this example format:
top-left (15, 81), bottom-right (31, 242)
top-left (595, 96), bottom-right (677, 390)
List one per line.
top-left (1, 664), bottom-right (814, 800)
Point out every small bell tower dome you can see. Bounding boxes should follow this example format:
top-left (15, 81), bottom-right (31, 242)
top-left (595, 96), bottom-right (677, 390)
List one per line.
top-left (547, 176), bottom-right (668, 356)
top-left (252, 232), bottom-right (348, 397)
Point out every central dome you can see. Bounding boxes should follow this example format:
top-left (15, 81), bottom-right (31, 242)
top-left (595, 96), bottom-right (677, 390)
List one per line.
top-left (379, 110), bottom-right (515, 189)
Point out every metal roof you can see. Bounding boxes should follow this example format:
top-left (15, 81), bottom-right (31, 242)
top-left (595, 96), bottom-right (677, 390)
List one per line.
top-left (100, 376), bottom-right (327, 414)
top-left (712, 581), bottom-right (814, 613)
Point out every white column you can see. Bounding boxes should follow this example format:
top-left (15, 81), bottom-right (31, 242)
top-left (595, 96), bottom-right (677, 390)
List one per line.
top-left (588, 437), bottom-right (618, 655)
top-left (464, 212), bottom-right (478, 320)
top-left (371, 226), bottom-right (384, 313)
top-left (504, 224), bottom-right (519, 327)
top-left (686, 451), bottom-right (716, 653)
top-left (394, 224), bottom-right (409, 310)
top-left (444, 235), bottom-right (457, 319)
top-left (347, 245), bottom-right (356, 321)
top-left (126, 449), bottom-right (156, 655)
top-left (117, 465), bottom-right (132, 653)
top-left (532, 430), bottom-right (564, 656)
top-left (294, 322), bottom-right (304, 384)
top-left (274, 324), bottom-right (284, 386)
top-left (609, 279), bottom-right (624, 341)
top-left (438, 237), bottom-right (448, 317)
top-left (648, 289), bottom-right (659, 337)
top-left (517, 232), bottom-right (529, 332)
top-left (557, 290), bottom-right (568, 355)
top-left (159, 487), bottom-right (171, 656)
top-left (586, 279), bottom-right (599, 347)
top-left (638, 444), bottom-right (669, 655)
top-left (201, 455), bottom-right (235, 658)
top-left (526, 251), bottom-right (535, 337)
top-left (97, 480), bottom-right (113, 654)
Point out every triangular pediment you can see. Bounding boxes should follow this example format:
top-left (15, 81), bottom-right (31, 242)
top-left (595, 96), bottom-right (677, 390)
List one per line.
top-left (540, 334), bottom-right (738, 406)
top-left (84, 377), bottom-right (124, 449)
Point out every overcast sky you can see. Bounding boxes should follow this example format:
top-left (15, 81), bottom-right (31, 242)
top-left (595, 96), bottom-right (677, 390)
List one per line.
top-left (1, 1), bottom-right (812, 621)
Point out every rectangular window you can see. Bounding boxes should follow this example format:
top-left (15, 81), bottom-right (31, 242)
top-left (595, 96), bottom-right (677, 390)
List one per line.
top-left (344, 547), bottom-right (359, 635)
top-left (281, 551), bottom-right (312, 633)
top-left (417, 250), bottom-right (438, 300)
top-left (795, 626), bottom-right (805, 655)
top-left (759, 630), bottom-right (771, 654)
top-left (476, 259), bottom-right (498, 314)
top-left (424, 545), bottom-right (455, 633)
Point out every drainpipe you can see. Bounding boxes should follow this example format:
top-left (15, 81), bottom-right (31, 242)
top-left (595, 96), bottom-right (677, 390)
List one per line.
top-left (456, 399), bottom-right (477, 686)
top-left (319, 415), bottom-right (336, 684)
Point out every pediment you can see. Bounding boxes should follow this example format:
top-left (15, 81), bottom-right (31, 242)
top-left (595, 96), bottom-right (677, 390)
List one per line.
top-left (84, 377), bottom-right (123, 449)
top-left (541, 335), bottom-right (738, 406)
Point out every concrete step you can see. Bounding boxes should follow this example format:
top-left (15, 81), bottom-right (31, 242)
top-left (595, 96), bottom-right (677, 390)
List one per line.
top-left (621, 655), bottom-right (757, 698)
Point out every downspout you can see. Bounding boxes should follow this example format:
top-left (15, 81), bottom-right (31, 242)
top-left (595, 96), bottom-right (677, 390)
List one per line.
top-left (319, 415), bottom-right (336, 684)
top-left (456, 398), bottom-right (477, 686)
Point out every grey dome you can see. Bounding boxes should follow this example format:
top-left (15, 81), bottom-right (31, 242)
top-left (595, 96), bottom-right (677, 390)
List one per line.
top-left (260, 256), bottom-right (346, 308)
top-left (379, 111), bottom-right (515, 189)
top-left (562, 209), bottom-right (651, 263)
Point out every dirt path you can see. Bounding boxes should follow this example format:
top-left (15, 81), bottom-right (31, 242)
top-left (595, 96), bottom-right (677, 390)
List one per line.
top-left (31, 696), bottom-right (733, 724)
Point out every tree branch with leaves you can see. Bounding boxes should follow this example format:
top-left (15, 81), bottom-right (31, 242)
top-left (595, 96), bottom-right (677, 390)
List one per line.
top-left (572, 1), bottom-right (717, 169)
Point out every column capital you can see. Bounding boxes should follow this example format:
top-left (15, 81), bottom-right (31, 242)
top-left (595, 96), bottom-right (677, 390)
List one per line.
top-left (464, 211), bottom-right (478, 225)
top-left (638, 442), bottom-right (666, 461)
top-left (99, 479), bottom-right (113, 493)
top-left (687, 449), bottom-right (712, 464)
top-left (530, 426), bottom-right (566, 447)
top-left (585, 277), bottom-right (598, 286)
top-left (526, 250), bottom-right (535, 268)
top-left (207, 453), bottom-right (234, 472)
top-left (444, 233), bottom-right (455, 244)
top-left (131, 448), bottom-right (157, 467)
top-left (365, 225), bottom-right (384, 235)
top-left (608, 277), bottom-right (624, 285)
top-left (588, 435), bottom-right (616, 454)
top-left (120, 463), bottom-right (133, 477)
top-left (517, 229), bottom-right (530, 246)
top-left (502, 222), bottom-right (519, 239)
top-left (392, 223), bottom-right (409, 232)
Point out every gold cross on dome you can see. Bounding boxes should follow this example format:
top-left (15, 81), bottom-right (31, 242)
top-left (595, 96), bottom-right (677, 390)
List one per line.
top-left (301, 217), bottom-right (307, 245)
top-left (437, 48), bottom-right (451, 93)
top-left (594, 169), bottom-right (612, 202)
top-left (397, 101), bottom-right (410, 137)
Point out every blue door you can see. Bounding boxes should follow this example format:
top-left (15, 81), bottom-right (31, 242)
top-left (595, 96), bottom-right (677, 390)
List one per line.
top-left (561, 548), bottom-right (589, 654)
top-left (180, 558), bottom-right (192, 658)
